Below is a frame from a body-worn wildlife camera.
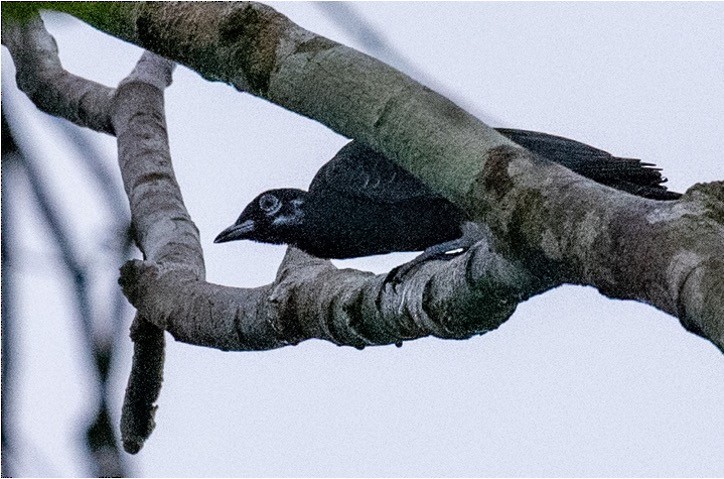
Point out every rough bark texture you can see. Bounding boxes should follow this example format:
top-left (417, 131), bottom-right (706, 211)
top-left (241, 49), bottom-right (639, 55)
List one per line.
top-left (109, 53), bottom-right (181, 454)
top-left (1, 15), bottom-right (115, 133)
top-left (3, 1), bottom-right (722, 453)
top-left (119, 240), bottom-right (541, 351)
top-left (38, 1), bottom-right (720, 346)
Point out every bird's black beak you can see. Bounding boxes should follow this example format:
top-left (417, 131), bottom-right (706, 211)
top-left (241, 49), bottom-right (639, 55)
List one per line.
top-left (214, 219), bottom-right (255, 243)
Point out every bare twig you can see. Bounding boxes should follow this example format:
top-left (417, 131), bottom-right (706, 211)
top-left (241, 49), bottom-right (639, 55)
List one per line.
top-left (2, 114), bottom-right (19, 479)
top-left (4, 111), bottom-right (129, 476)
top-left (53, 117), bottom-right (136, 374)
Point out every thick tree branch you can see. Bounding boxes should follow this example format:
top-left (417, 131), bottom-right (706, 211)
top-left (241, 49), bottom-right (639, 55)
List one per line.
top-left (101, 31), bottom-right (543, 453)
top-left (2, 10), bottom-right (547, 350)
top-left (46, 2), bottom-right (513, 203)
top-left (40, 2), bottom-right (722, 347)
top-left (119, 240), bottom-right (543, 351)
top-left (105, 47), bottom-right (542, 352)
top-left (108, 52), bottom-right (180, 454)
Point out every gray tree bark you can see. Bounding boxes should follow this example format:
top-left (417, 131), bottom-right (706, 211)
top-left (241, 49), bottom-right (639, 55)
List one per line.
top-left (3, 2), bottom-right (722, 453)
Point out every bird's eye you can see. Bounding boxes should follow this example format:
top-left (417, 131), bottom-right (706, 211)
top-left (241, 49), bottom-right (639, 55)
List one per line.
top-left (258, 193), bottom-right (281, 214)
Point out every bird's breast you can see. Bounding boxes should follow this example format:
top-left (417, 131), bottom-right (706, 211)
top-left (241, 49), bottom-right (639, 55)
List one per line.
top-left (296, 194), bottom-right (464, 259)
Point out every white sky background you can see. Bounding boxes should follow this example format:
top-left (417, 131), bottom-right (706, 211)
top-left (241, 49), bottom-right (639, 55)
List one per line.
top-left (2, 2), bottom-right (723, 477)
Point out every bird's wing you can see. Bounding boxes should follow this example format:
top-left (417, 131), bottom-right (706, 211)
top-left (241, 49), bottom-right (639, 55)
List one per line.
top-left (309, 141), bottom-right (437, 203)
top-left (496, 128), bottom-right (676, 198)
top-left (311, 132), bottom-right (679, 203)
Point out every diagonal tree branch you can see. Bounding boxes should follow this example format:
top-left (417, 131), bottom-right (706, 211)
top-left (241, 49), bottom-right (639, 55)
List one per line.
top-left (36, 1), bottom-right (722, 346)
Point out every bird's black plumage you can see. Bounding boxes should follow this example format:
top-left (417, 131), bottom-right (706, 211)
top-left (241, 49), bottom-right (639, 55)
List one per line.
top-left (215, 129), bottom-right (680, 260)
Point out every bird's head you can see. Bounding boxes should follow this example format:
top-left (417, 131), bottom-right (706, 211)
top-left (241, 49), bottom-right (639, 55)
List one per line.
top-left (214, 188), bottom-right (307, 245)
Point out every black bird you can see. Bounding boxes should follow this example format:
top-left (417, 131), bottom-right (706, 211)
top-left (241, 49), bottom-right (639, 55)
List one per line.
top-left (215, 129), bottom-right (679, 264)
